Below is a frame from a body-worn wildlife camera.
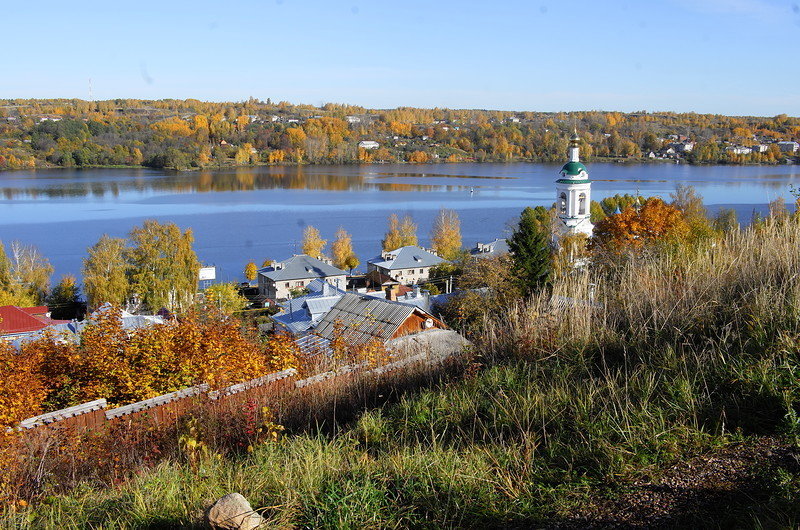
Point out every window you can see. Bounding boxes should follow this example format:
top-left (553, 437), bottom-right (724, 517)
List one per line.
top-left (285, 282), bottom-right (290, 288)
top-left (408, 270), bottom-right (414, 275)
top-left (419, 269), bottom-right (423, 274)
top-left (559, 192), bottom-right (567, 214)
top-left (578, 192), bottom-right (586, 215)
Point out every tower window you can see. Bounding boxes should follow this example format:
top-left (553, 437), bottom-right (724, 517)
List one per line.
top-left (578, 193), bottom-right (587, 215)
top-left (559, 192), bottom-right (567, 214)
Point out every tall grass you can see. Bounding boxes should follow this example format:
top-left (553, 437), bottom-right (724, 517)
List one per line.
top-left (4, 221), bottom-right (800, 528)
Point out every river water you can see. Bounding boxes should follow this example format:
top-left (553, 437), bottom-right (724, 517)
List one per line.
top-left (0, 162), bottom-right (797, 282)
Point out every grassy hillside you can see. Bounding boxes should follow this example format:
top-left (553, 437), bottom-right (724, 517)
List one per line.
top-left (4, 219), bottom-right (800, 528)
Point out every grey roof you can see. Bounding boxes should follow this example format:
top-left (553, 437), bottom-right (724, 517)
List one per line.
top-left (278, 279), bottom-right (346, 310)
top-left (273, 278), bottom-right (348, 334)
top-left (272, 308), bottom-right (316, 334)
top-left (315, 292), bottom-right (427, 346)
top-left (368, 246), bottom-right (445, 271)
top-left (259, 254), bottom-right (347, 282)
top-left (305, 296), bottom-right (341, 318)
top-left (470, 238), bottom-right (510, 258)
top-left (295, 333), bottom-right (332, 357)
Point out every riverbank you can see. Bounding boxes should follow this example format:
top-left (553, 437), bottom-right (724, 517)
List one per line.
top-left (4, 218), bottom-right (800, 528)
top-left (2, 155), bottom-right (793, 174)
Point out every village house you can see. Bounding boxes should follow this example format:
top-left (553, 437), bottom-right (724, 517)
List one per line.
top-left (777, 141), bottom-right (799, 153)
top-left (271, 279), bottom-right (347, 334)
top-left (258, 254), bottom-right (347, 301)
top-left (0, 305), bottom-right (69, 342)
top-left (727, 145), bottom-right (752, 155)
top-left (5, 304), bottom-right (165, 349)
top-left (295, 292), bottom-right (451, 357)
top-left (367, 245), bottom-right (445, 285)
top-left (358, 140), bottom-right (380, 150)
top-left (470, 238), bottom-right (510, 259)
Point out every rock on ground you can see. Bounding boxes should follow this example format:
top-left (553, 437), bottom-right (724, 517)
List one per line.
top-left (207, 493), bottom-right (265, 530)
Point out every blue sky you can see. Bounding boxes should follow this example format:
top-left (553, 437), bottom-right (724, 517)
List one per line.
top-left (1, 0), bottom-right (798, 116)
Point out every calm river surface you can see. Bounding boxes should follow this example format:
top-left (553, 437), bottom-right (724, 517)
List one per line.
top-left (0, 162), bottom-right (797, 282)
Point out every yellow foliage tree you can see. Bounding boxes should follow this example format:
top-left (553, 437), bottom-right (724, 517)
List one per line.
top-left (430, 208), bottom-right (462, 259)
top-left (302, 225), bottom-right (327, 258)
top-left (408, 150), bottom-right (430, 163)
top-left (244, 261), bottom-right (258, 281)
top-left (331, 227), bottom-right (359, 272)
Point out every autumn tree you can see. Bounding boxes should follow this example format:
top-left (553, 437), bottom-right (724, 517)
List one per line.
top-left (204, 283), bottom-right (248, 314)
top-left (399, 215), bottom-right (418, 247)
top-left (593, 197), bottom-right (689, 251)
top-left (383, 214), bottom-right (419, 251)
top-left (382, 214), bottom-right (403, 251)
top-left (301, 225), bottom-right (327, 258)
top-left (0, 342), bottom-right (45, 429)
top-left (670, 184), bottom-right (716, 243)
top-left (4, 241), bottom-right (53, 305)
top-left (713, 208), bottom-right (739, 233)
top-left (436, 254), bottom-right (521, 335)
top-left (244, 261), bottom-right (258, 282)
top-left (508, 207), bottom-right (552, 295)
top-left (430, 208), bottom-right (462, 260)
top-left (83, 235), bottom-right (130, 310)
top-left (331, 226), bottom-right (359, 272)
top-left (126, 220), bottom-right (200, 313)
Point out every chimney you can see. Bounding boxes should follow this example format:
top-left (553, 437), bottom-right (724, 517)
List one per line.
top-left (385, 285), bottom-right (397, 302)
top-left (413, 284), bottom-right (421, 298)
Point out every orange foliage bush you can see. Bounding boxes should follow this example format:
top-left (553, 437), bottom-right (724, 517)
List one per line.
top-left (0, 343), bottom-right (45, 430)
top-left (21, 305), bottom-right (268, 411)
top-left (592, 197), bottom-right (689, 251)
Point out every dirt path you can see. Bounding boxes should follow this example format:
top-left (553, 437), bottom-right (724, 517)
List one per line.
top-left (559, 437), bottom-right (799, 528)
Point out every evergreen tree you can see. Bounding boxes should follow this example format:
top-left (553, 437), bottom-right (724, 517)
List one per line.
top-left (47, 274), bottom-right (83, 320)
top-left (508, 207), bottom-right (552, 295)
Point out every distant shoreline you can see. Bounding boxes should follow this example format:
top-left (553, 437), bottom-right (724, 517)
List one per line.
top-left (0, 157), bottom-right (792, 174)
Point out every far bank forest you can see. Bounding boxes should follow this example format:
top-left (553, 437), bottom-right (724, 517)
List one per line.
top-left (0, 98), bottom-right (798, 171)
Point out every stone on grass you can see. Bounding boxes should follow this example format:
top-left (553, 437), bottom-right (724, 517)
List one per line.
top-left (207, 492), bottom-right (265, 530)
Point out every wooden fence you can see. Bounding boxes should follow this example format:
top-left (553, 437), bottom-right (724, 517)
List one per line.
top-left (14, 329), bottom-right (467, 436)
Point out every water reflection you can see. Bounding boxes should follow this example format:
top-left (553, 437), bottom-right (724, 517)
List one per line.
top-left (0, 166), bottom-right (472, 199)
top-left (0, 162), bottom-right (796, 202)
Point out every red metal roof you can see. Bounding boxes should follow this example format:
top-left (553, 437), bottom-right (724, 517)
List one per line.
top-left (20, 306), bottom-right (49, 316)
top-left (0, 305), bottom-right (51, 335)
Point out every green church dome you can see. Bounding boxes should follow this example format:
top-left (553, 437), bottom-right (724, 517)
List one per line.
top-left (560, 161), bottom-right (587, 176)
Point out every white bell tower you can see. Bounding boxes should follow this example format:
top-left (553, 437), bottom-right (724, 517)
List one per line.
top-left (555, 131), bottom-right (593, 238)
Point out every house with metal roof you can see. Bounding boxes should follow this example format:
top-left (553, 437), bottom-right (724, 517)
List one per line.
top-left (367, 245), bottom-right (445, 285)
top-left (470, 238), bottom-right (510, 259)
top-left (271, 279), bottom-right (347, 334)
top-left (0, 305), bottom-right (70, 341)
top-left (313, 292), bottom-right (446, 349)
top-left (258, 255), bottom-right (347, 300)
